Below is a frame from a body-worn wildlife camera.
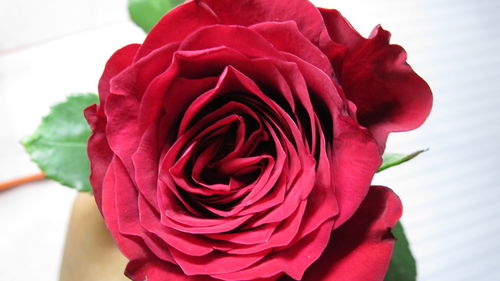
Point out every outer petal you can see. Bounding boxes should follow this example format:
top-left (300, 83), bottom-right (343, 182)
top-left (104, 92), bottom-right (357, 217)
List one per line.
top-left (331, 116), bottom-right (381, 227)
top-left (179, 25), bottom-right (284, 60)
top-left (199, 0), bottom-right (326, 45)
top-left (317, 9), bottom-right (364, 50)
top-left (84, 105), bottom-right (112, 209)
top-left (125, 259), bottom-right (216, 281)
top-left (213, 220), bottom-right (334, 281)
top-left (100, 157), bottom-right (150, 264)
top-left (301, 186), bottom-right (402, 281)
top-left (321, 9), bottom-right (433, 148)
top-left (86, 44), bottom-right (140, 208)
top-left (127, 253), bottom-right (297, 281)
top-left (139, 0), bottom-right (327, 58)
top-left (250, 21), bottom-right (333, 77)
top-left (135, 1), bottom-right (219, 60)
top-left (97, 44), bottom-right (141, 107)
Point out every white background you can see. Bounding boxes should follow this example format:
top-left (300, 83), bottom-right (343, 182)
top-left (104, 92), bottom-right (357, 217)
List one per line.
top-left (1, 0), bottom-right (499, 280)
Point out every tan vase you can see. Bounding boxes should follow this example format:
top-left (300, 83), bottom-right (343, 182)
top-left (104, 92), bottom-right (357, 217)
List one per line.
top-left (59, 192), bottom-right (129, 281)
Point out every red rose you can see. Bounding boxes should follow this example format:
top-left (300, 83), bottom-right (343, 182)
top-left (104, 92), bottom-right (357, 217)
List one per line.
top-left (85, 0), bottom-right (432, 280)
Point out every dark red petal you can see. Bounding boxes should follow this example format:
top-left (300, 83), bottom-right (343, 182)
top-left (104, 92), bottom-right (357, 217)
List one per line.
top-left (223, 201), bottom-right (306, 255)
top-left (206, 221), bottom-right (279, 246)
top-left (169, 47), bottom-right (248, 79)
top-left (155, 76), bottom-right (217, 144)
top-left (127, 258), bottom-right (283, 281)
top-left (135, 1), bottom-right (219, 60)
top-left (250, 21), bottom-right (333, 76)
top-left (280, 52), bottom-right (347, 141)
top-left (331, 116), bottom-right (381, 228)
top-left (278, 53), bottom-right (378, 229)
top-left (289, 123), bottom-right (337, 241)
top-left (103, 43), bottom-right (179, 174)
top-left (104, 93), bottom-right (140, 174)
top-left (199, 0), bottom-right (325, 45)
top-left (100, 157), bottom-right (149, 261)
top-left (213, 219), bottom-right (334, 281)
top-left (131, 125), bottom-right (160, 209)
top-left (169, 246), bottom-right (270, 276)
top-left (110, 42), bottom-right (179, 101)
top-left (110, 158), bottom-right (177, 263)
top-left (137, 196), bottom-right (215, 257)
top-left (164, 48), bottom-right (313, 131)
top-left (88, 44), bottom-right (141, 207)
top-left (318, 9), bottom-right (364, 49)
top-left (179, 25), bottom-right (284, 60)
top-left (98, 44), bottom-right (140, 109)
top-left (126, 259), bottom-right (216, 281)
top-left (321, 9), bottom-right (433, 148)
top-left (84, 105), bottom-right (113, 209)
top-left (301, 186), bottom-right (402, 281)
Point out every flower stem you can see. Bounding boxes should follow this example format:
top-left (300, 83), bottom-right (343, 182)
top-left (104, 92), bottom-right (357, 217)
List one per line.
top-left (0, 173), bottom-right (46, 191)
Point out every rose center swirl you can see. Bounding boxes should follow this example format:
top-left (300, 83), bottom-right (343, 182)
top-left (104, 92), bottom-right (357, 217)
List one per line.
top-left (159, 89), bottom-right (314, 219)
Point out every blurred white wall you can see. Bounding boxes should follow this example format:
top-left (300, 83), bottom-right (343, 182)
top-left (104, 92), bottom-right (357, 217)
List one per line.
top-left (1, 0), bottom-right (500, 280)
top-left (0, 1), bottom-right (145, 280)
top-left (0, 0), bottom-right (127, 51)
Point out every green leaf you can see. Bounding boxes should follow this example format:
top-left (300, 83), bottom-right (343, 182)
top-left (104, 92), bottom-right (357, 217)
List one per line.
top-left (377, 149), bottom-right (427, 173)
top-left (378, 151), bottom-right (422, 279)
top-left (128, 0), bottom-right (183, 33)
top-left (22, 93), bottom-right (98, 192)
top-left (384, 221), bottom-right (417, 281)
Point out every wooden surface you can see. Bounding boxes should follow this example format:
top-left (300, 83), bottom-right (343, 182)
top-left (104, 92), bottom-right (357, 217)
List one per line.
top-left (59, 193), bottom-right (129, 281)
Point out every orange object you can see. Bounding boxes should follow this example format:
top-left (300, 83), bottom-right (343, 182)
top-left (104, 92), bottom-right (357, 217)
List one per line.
top-left (0, 172), bottom-right (46, 191)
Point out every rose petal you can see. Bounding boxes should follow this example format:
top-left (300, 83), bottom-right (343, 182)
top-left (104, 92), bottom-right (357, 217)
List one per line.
top-left (112, 42), bottom-right (180, 100)
top-left (199, 0), bottom-right (326, 45)
top-left (131, 125), bottom-right (160, 209)
top-left (331, 116), bottom-right (381, 228)
top-left (135, 1), bottom-right (219, 59)
top-left (137, 196), bottom-right (215, 257)
top-left (286, 122), bottom-right (337, 242)
top-left (126, 258), bottom-right (282, 281)
top-left (250, 21), bottom-right (333, 76)
top-left (213, 219), bottom-right (334, 280)
top-left (126, 259), bottom-right (217, 281)
top-left (318, 9), bottom-right (364, 49)
top-left (88, 44), bottom-right (140, 208)
top-left (180, 25), bottom-right (284, 60)
top-left (222, 201), bottom-right (306, 255)
top-left (300, 186), bottom-right (402, 281)
top-left (98, 44), bottom-right (140, 108)
top-left (110, 158), bottom-right (176, 263)
top-left (104, 43), bottom-right (179, 174)
top-left (104, 93), bottom-right (140, 174)
top-left (321, 9), bottom-right (433, 148)
top-left (280, 52), bottom-right (346, 143)
top-left (169, 246), bottom-right (270, 276)
top-left (85, 105), bottom-right (113, 209)
top-left (100, 157), bottom-right (160, 264)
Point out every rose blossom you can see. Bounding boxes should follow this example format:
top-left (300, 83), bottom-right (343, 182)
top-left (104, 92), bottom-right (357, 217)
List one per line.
top-left (85, 0), bottom-right (432, 280)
